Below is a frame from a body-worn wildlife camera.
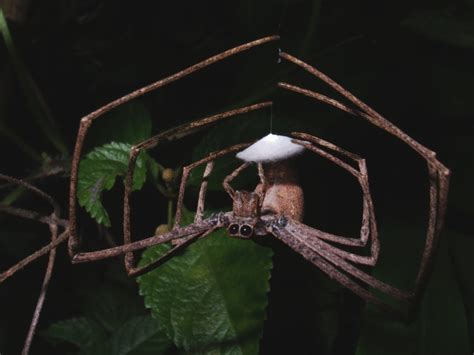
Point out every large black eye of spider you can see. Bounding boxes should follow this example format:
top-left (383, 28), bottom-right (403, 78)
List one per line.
top-left (240, 224), bottom-right (253, 237)
top-left (228, 224), bottom-right (239, 235)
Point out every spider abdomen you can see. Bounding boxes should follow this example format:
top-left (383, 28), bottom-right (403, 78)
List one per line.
top-left (259, 160), bottom-right (304, 222)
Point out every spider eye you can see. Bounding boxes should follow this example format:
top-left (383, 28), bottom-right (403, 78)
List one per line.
top-left (240, 224), bottom-right (253, 237)
top-left (228, 224), bottom-right (239, 235)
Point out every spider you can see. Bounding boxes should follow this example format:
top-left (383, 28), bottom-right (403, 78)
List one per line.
top-left (1, 35), bottom-right (450, 352)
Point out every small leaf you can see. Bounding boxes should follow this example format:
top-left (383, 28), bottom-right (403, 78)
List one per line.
top-left (77, 142), bottom-right (151, 226)
top-left (43, 317), bottom-right (107, 350)
top-left (138, 210), bottom-right (273, 354)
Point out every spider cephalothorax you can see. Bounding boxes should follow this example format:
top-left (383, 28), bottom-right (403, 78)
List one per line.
top-left (228, 190), bottom-right (261, 238)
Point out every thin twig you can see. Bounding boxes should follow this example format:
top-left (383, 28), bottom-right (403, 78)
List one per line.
top-left (22, 219), bottom-right (58, 355)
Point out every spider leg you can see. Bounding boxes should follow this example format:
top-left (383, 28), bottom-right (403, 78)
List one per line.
top-left (290, 135), bottom-right (379, 265)
top-left (195, 162), bottom-right (214, 223)
top-left (0, 174), bottom-right (67, 282)
top-left (278, 53), bottom-right (450, 314)
top-left (281, 218), bottom-right (409, 300)
top-left (286, 219), bottom-right (376, 266)
top-left (222, 162), bottom-right (252, 199)
top-left (256, 163), bottom-right (268, 207)
top-left (120, 104), bottom-right (268, 273)
top-left (126, 227), bottom-right (218, 278)
top-left (0, 174), bottom-right (68, 354)
top-left (71, 214), bottom-right (228, 263)
top-left (126, 142), bottom-right (251, 275)
top-left (69, 35), bottom-right (278, 256)
top-left (270, 218), bottom-right (405, 319)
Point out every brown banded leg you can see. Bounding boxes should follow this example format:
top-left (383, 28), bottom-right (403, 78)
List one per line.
top-left (256, 163), bottom-right (268, 206)
top-left (174, 143), bottom-right (251, 227)
top-left (271, 221), bottom-right (405, 319)
top-left (290, 135), bottom-right (379, 265)
top-left (0, 174), bottom-right (67, 283)
top-left (0, 174), bottom-right (68, 354)
top-left (278, 52), bottom-right (450, 313)
top-left (68, 35), bottom-right (279, 257)
top-left (281, 218), bottom-right (409, 300)
top-left (126, 227), bottom-right (218, 278)
top-left (71, 215), bottom-right (226, 264)
top-left (222, 162), bottom-right (252, 198)
top-left (125, 143), bottom-right (252, 276)
top-left (122, 105), bottom-right (270, 275)
top-left (67, 102), bottom-right (269, 271)
top-left (222, 161), bottom-right (269, 200)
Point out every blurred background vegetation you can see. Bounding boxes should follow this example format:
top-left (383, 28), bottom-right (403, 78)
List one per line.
top-left (0, 0), bottom-right (473, 354)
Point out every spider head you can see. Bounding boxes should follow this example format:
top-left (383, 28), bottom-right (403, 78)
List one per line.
top-left (232, 190), bottom-right (260, 218)
top-left (227, 218), bottom-right (258, 239)
top-left (227, 190), bottom-right (261, 238)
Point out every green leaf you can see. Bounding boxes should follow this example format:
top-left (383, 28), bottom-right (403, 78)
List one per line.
top-left (81, 283), bottom-right (147, 333)
top-left (86, 101), bottom-right (153, 147)
top-left (77, 142), bottom-right (152, 226)
top-left (137, 210), bottom-right (273, 354)
top-left (43, 317), bottom-right (107, 350)
top-left (43, 315), bottom-right (171, 355)
top-left (106, 315), bottom-right (171, 355)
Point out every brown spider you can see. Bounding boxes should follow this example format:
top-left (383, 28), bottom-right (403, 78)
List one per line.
top-left (0, 35), bottom-right (450, 352)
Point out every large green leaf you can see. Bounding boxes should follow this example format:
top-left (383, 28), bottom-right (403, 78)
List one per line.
top-left (43, 317), bottom-right (107, 350)
top-left (91, 315), bottom-right (172, 355)
top-left (138, 211), bottom-right (273, 354)
top-left (44, 315), bottom-right (171, 355)
top-left (77, 142), bottom-right (155, 226)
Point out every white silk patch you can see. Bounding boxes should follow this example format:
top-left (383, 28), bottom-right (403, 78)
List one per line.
top-left (236, 134), bottom-right (305, 163)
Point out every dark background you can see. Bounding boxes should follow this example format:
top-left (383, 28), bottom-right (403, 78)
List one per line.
top-left (0, 0), bottom-right (473, 354)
